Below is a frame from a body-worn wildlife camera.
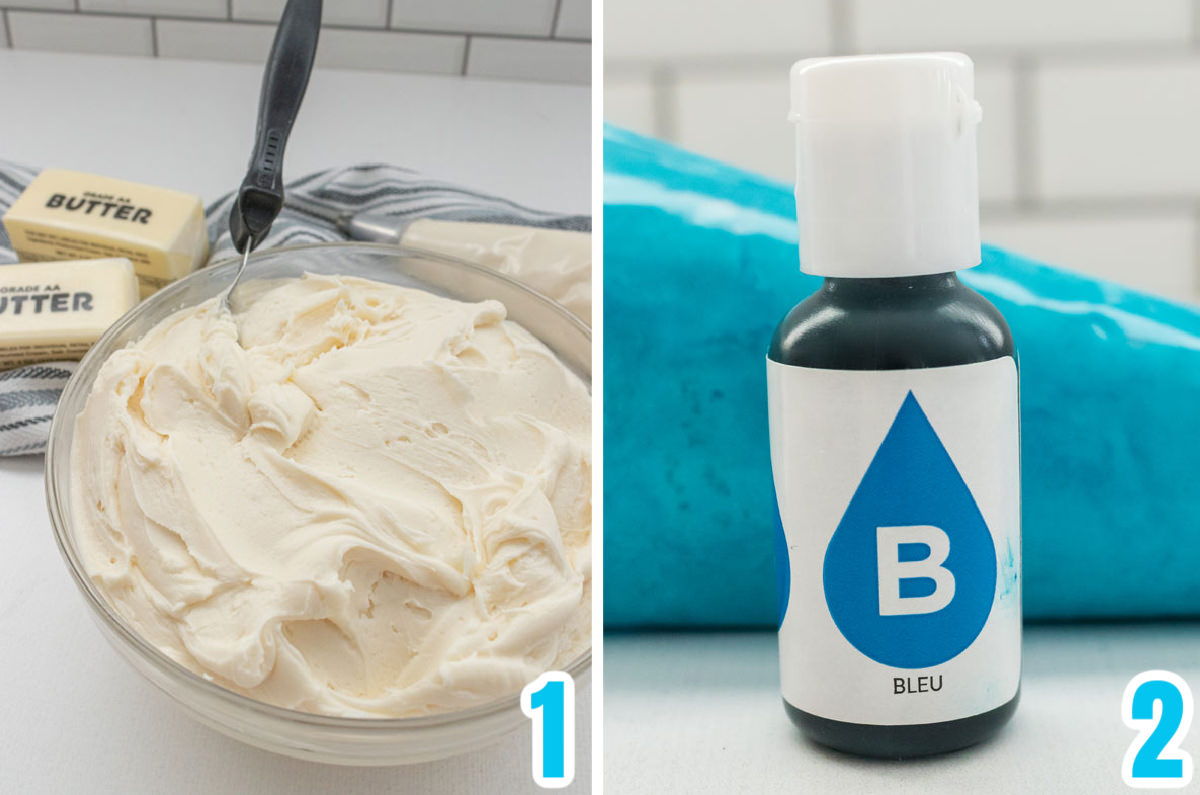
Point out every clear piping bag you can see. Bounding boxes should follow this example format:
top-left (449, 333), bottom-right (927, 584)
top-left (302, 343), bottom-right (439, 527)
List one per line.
top-left (286, 194), bottom-right (591, 324)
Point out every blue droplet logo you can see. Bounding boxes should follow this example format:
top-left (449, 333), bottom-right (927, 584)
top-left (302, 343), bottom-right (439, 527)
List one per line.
top-left (823, 392), bottom-right (996, 669)
top-left (774, 503), bottom-right (790, 629)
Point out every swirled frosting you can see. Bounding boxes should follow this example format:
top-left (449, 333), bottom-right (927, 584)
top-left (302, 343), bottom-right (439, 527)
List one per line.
top-left (72, 273), bottom-right (590, 717)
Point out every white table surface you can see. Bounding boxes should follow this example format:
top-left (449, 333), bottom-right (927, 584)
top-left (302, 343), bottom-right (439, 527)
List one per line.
top-left (0, 50), bottom-right (590, 215)
top-left (0, 49), bottom-right (590, 794)
top-left (606, 627), bottom-right (1200, 794)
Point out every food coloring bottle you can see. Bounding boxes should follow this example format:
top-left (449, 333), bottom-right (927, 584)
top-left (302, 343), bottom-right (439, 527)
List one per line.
top-left (768, 52), bottom-right (1021, 758)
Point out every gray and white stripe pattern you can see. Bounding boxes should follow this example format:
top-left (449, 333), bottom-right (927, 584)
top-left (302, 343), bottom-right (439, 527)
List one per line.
top-left (0, 364), bottom-right (76, 456)
top-left (0, 160), bottom-right (40, 266)
top-left (205, 163), bottom-right (590, 260)
top-left (0, 161), bottom-right (588, 456)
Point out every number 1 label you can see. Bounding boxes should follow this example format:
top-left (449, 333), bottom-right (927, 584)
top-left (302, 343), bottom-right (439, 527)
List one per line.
top-left (1123, 670), bottom-right (1193, 789)
top-left (522, 671), bottom-right (575, 789)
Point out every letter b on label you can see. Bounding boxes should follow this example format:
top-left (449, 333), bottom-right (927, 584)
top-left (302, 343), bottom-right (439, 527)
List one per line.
top-left (823, 393), bottom-right (997, 669)
top-left (876, 525), bottom-right (955, 616)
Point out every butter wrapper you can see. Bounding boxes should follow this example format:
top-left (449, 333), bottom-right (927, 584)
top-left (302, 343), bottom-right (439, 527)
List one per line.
top-left (3, 169), bottom-right (209, 297)
top-left (0, 258), bottom-right (139, 368)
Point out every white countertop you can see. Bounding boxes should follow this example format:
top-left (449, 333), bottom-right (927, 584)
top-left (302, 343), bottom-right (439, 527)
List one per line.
top-left (606, 627), bottom-right (1200, 794)
top-left (0, 50), bottom-right (590, 214)
top-left (0, 50), bottom-right (590, 794)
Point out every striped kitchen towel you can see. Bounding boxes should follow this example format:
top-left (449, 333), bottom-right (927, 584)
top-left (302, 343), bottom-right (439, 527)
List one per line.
top-left (0, 161), bottom-right (589, 456)
top-left (0, 364), bottom-right (76, 456)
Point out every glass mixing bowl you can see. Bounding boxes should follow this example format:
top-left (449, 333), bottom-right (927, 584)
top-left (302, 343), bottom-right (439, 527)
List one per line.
top-left (44, 242), bottom-right (591, 766)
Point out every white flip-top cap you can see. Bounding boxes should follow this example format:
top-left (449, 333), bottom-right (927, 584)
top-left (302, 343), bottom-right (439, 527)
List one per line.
top-left (790, 52), bottom-right (982, 278)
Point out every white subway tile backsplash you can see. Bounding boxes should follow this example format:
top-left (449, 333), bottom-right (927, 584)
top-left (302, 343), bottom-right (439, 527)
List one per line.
top-left (316, 28), bottom-right (464, 75)
top-left (468, 37), bottom-right (589, 84)
top-left (156, 19), bottom-right (274, 62)
top-left (604, 76), bottom-right (656, 134)
top-left (0, 0), bottom-right (73, 9)
top-left (232, 0), bottom-right (390, 28)
top-left (605, 0), bottom-right (831, 61)
top-left (616, 59), bottom-right (1017, 199)
top-left (975, 64), bottom-right (1018, 204)
top-left (983, 213), bottom-right (1197, 299)
top-left (556, 0), bottom-right (591, 39)
top-left (8, 11), bottom-right (153, 56)
top-left (852, 0), bottom-right (1192, 52)
top-left (674, 68), bottom-right (791, 182)
top-left (80, 0), bottom-right (227, 18)
top-left (1036, 58), bottom-right (1200, 199)
top-left (0, 1), bottom-right (588, 83)
top-left (392, 0), bottom-right (557, 38)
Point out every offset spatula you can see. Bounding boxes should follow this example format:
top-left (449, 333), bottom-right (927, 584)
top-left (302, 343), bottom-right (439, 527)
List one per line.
top-left (221, 0), bottom-right (323, 316)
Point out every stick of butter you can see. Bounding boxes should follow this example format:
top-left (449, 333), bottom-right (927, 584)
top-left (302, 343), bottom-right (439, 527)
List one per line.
top-left (0, 258), bottom-right (139, 368)
top-left (2, 169), bottom-right (209, 297)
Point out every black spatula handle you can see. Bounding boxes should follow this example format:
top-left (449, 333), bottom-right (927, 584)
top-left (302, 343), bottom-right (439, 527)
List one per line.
top-left (229, 0), bottom-right (322, 253)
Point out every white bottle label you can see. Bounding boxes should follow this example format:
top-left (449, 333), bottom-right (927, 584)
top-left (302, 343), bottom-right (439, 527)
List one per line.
top-left (767, 357), bottom-right (1021, 726)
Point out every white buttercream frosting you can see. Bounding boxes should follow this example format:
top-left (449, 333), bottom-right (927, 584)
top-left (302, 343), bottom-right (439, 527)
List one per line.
top-left (72, 273), bottom-right (590, 717)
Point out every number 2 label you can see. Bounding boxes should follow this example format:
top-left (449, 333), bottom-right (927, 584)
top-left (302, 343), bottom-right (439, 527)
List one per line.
top-left (522, 671), bottom-right (575, 789)
top-left (1123, 671), bottom-right (1193, 789)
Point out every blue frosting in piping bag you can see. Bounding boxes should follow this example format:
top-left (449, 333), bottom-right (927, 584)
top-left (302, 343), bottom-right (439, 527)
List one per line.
top-left (603, 125), bottom-right (1200, 627)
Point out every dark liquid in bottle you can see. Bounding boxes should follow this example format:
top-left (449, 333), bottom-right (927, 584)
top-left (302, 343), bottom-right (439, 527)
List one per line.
top-left (769, 271), bottom-right (1019, 759)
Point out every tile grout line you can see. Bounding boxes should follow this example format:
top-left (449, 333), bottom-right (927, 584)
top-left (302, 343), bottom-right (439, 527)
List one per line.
top-left (385, 0), bottom-right (394, 30)
top-left (227, 0), bottom-right (232, 22)
top-left (550, 0), bottom-right (563, 38)
top-left (0, 8), bottom-right (585, 43)
top-left (606, 42), bottom-right (1199, 74)
top-left (651, 65), bottom-right (679, 142)
top-left (149, 15), bottom-right (157, 56)
top-left (3, 10), bottom-right (11, 48)
top-left (1193, 202), bottom-right (1200, 298)
top-left (460, 34), bottom-right (471, 76)
top-left (982, 197), bottom-right (1199, 222)
top-left (1012, 56), bottom-right (1039, 212)
top-left (830, 0), bottom-right (853, 54)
